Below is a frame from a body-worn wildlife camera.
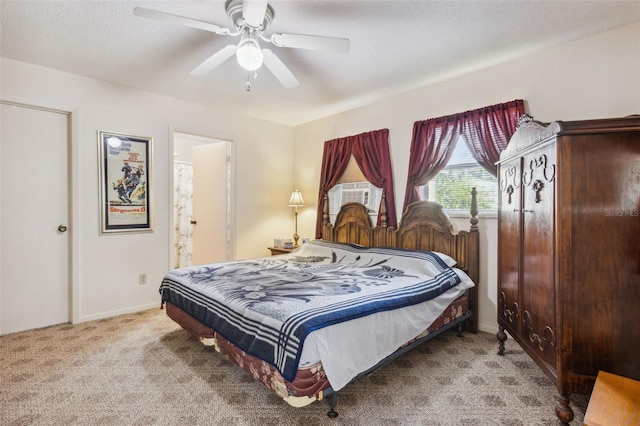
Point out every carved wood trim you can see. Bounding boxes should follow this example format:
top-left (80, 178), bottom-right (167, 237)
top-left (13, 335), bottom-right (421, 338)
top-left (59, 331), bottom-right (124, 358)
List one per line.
top-left (499, 114), bottom-right (562, 159)
top-left (499, 291), bottom-right (519, 326)
top-left (522, 310), bottom-right (555, 353)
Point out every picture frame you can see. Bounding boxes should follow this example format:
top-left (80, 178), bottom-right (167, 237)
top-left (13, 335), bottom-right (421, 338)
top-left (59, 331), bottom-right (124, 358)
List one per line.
top-left (98, 130), bottom-right (153, 234)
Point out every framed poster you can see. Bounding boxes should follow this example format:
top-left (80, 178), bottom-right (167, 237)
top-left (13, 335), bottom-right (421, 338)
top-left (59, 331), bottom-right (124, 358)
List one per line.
top-left (98, 130), bottom-right (153, 234)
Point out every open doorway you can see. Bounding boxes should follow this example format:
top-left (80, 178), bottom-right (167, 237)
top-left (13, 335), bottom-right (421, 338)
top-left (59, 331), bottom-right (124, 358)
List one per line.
top-left (172, 132), bottom-right (234, 268)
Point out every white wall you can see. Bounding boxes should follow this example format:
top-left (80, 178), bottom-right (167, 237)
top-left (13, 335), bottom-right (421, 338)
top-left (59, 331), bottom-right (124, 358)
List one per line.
top-left (0, 58), bottom-right (294, 323)
top-left (292, 22), bottom-right (640, 334)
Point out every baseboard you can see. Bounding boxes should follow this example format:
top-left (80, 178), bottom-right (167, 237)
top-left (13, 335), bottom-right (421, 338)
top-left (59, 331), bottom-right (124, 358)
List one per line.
top-left (76, 302), bottom-right (160, 323)
top-left (478, 321), bottom-right (499, 335)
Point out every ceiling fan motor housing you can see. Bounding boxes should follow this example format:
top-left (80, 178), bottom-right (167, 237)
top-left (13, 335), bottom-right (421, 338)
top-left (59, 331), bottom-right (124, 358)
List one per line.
top-left (225, 0), bottom-right (274, 30)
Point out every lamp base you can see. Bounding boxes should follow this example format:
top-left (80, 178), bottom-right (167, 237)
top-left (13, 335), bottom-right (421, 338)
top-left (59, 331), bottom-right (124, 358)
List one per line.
top-left (293, 233), bottom-right (300, 248)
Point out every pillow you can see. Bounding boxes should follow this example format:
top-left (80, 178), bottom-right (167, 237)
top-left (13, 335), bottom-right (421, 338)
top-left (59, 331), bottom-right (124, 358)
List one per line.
top-left (432, 251), bottom-right (457, 267)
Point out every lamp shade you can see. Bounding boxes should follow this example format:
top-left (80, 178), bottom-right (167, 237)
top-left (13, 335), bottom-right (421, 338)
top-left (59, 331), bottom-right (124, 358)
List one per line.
top-left (288, 190), bottom-right (305, 207)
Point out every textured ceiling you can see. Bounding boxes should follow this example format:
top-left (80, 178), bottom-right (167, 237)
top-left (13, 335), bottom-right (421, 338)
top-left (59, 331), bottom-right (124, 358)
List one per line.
top-left (1, 1), bottom-right (639, 126)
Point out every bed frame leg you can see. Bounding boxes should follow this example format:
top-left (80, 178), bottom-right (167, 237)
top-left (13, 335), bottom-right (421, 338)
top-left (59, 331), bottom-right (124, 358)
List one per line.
top-left (457, 323), bottom-right (464, 337)
top-left (326, 392), bottom-right (339, 418)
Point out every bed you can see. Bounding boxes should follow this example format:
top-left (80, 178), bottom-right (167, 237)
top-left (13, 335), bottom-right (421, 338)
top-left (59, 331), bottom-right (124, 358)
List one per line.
top-left (160, 189), bottom-right (480, 417)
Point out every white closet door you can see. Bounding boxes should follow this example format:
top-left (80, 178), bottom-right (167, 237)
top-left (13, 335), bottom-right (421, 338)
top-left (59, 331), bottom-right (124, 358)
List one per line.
top-left (1, 103), bottom-right (70, 335)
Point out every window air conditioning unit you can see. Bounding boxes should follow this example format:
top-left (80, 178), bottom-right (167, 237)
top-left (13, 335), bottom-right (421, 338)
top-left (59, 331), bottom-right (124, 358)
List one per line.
top-left (328, 182), bottom-right (382, 218)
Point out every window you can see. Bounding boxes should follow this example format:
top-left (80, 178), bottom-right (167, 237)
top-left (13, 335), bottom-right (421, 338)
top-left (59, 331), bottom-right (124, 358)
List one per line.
top-left (419, 136), bottom-right (498, 211)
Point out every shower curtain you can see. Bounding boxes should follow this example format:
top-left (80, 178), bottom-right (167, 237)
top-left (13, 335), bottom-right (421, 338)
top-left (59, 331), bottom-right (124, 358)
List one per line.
top-left (174, 162), bottom-right (193, 268)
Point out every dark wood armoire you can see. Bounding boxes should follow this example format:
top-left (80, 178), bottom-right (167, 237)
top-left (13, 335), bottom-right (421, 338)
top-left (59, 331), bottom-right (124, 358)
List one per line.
top-left (496, 114), bottom-right (640, 424)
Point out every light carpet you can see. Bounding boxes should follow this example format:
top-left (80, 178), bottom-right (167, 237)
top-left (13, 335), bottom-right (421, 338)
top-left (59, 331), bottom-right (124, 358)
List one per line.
top-left (1, 308), bottom-right (588, 425)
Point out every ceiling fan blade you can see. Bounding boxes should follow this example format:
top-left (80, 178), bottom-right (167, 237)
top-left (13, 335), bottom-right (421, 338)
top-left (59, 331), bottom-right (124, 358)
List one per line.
top-left (190, 45), bottom-right (238, 76)
top-left (242, 0), bottom-right (269, 28)
top-left (271, 33), bottom-right (350, 54)
top-left (134, 7), bottom-right (229, 35)
top-left (262, 49), bottom-right (299, 88)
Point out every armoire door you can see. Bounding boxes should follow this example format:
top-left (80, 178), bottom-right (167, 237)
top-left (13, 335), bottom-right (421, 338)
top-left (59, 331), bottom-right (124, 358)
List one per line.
top-left (497, 156), bottom-right (522, 335)
top-left (520, 144), bottom-right (557, 368)
top-left (0, 102), bottom-right (70, 334)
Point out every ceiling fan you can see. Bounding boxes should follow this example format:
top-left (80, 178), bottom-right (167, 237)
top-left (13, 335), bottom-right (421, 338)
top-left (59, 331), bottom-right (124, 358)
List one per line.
top-left (134, 0), bottom-right (350, 90)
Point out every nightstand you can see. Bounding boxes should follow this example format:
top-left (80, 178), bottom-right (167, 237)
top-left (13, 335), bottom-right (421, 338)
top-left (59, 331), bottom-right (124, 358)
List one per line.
top-left (268, 247), bottom-right (295, 255)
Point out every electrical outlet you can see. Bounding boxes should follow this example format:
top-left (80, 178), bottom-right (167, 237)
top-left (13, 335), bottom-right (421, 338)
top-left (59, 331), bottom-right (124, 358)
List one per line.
top-left (139, 273), bottom-right (147, 285)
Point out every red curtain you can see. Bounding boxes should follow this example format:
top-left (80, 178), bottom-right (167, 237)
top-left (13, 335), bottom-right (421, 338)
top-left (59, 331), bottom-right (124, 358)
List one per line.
top-left (352, 129), bottom-right (397, 230)
top-left (402, 116), bottom-right (462, 212)
top-left (402, 99), bottom-right (525, 212)
top-left (315, 137), bottom-right (352, 238)
top-left (460, 99), bottom-right (524, 176)
top-left (315, 129), bottom-right (396, 238)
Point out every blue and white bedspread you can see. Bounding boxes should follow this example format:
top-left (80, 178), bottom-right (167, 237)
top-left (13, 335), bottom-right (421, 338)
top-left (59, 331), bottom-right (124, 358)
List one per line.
top-left (159, 239), bottom-right (469, 386)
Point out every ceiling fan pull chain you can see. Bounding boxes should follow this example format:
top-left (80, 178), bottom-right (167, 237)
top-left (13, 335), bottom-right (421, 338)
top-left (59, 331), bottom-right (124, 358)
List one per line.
top-left (245, 73), bottom-right (252, 92)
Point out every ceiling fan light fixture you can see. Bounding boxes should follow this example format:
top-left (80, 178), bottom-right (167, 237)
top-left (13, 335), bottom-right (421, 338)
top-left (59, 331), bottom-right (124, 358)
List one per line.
top-left (236, 34), bottom-right (263, 71)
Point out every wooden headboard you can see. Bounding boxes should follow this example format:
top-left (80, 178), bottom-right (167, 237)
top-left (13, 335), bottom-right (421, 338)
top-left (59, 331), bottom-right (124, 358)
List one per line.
top-left (321, 189), bottom-right (480, 333)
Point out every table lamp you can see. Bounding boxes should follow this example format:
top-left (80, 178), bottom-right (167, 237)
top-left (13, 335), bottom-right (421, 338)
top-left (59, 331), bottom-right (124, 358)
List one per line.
top-left (288, 190), bottom-right (305, 247)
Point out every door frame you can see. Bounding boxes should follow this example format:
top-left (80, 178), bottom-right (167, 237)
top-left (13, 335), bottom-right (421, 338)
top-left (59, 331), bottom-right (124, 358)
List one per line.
top-left (168, 128), bottom-right (236, 269)
top-left (0, 96), bottom-right (79, 328)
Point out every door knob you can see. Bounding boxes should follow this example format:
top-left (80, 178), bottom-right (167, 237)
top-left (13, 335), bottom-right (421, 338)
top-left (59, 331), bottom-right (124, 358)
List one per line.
top-left (58, 225), bottom-right (68, 233)
top-left (190, 220), bottom-right (197, 225)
